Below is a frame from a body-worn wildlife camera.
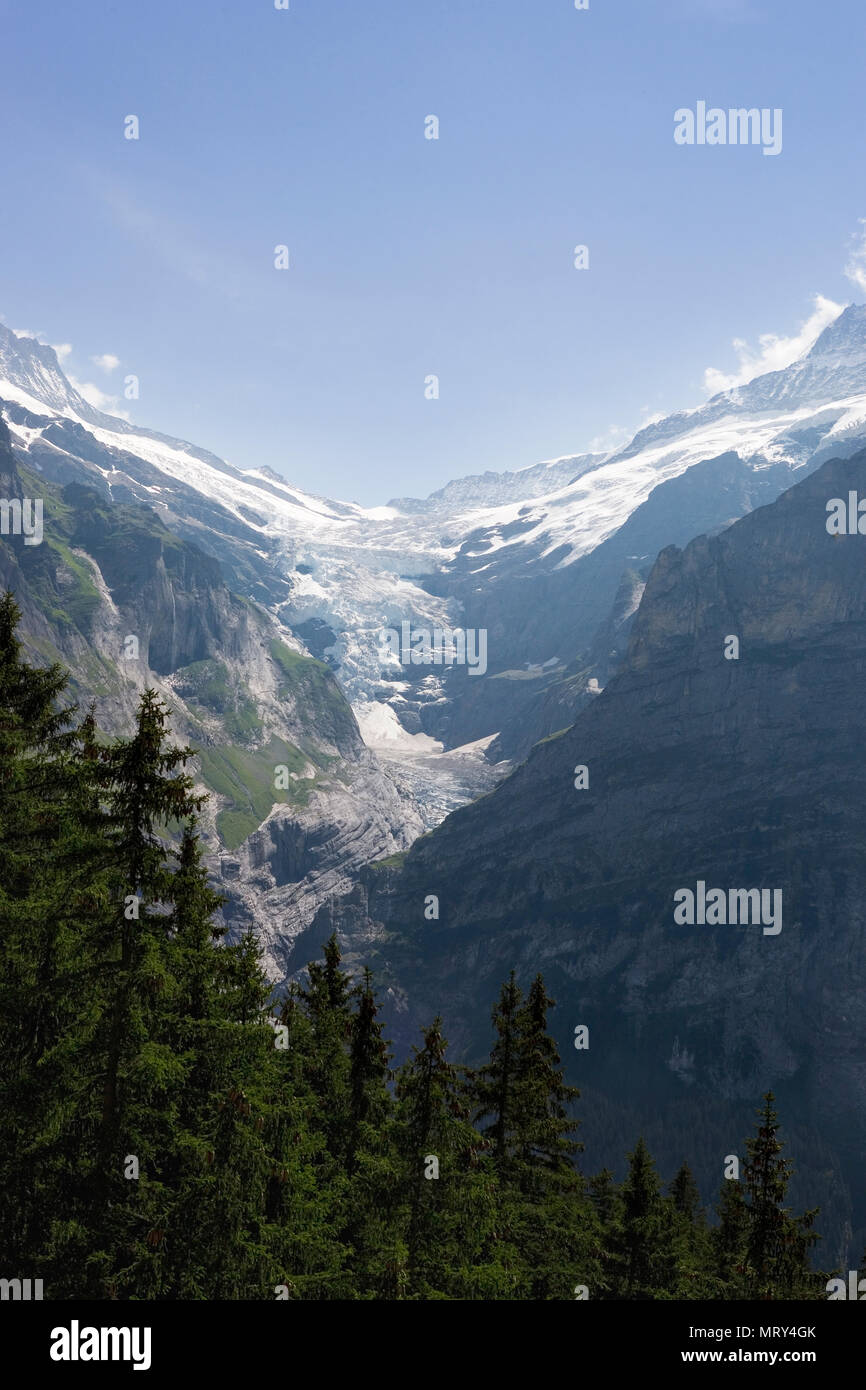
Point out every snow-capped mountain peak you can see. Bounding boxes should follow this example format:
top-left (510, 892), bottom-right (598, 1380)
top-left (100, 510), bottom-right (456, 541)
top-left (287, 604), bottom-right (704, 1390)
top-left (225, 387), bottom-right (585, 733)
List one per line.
top-left (0, 323), bottom-right (98, 422)
top-left (3, 302), bottom-right (866, 746)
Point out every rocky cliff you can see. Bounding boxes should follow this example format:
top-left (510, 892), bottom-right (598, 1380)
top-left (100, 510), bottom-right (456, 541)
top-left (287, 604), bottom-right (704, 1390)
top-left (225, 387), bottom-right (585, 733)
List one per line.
top-left (296, 451), bottom-right (866, 1265)
top-left (0, 417), bottom-right (421, 970)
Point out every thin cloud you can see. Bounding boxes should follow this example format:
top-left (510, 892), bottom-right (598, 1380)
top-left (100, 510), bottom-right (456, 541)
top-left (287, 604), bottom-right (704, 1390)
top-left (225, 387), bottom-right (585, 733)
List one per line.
top-left (91, 177), bottom-right (260, 305)
top-left (91, 353), bottom-right (120, 373)
top-left (703, 294), bottom-right (844, 395)
top-left (587, 424), bottom-right (631, 454)
top-left (67, 374), bottom-right (131, 421)
top-left (588, 407), bottom-right (666, 456)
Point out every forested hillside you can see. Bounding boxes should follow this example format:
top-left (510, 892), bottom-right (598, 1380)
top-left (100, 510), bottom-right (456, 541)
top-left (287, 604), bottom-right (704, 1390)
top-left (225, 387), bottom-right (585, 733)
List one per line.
top-left (0, 597), bottom-right (831, 1299)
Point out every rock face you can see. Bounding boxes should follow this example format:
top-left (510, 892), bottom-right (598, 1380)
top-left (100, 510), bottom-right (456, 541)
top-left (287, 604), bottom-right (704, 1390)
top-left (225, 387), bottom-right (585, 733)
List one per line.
top-left (412, 450), bottom-right (815, 757)
top-left (0, 419), bottom-right (420, 959)
top-left (296, 452), bottom-right (866, 1266)
top-left (220, 771), bottom-right (421, 982)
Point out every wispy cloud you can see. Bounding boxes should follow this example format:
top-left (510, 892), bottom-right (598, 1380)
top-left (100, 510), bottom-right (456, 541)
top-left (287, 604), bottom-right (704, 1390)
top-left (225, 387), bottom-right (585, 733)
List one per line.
top-left (67, 375), bottom-right (128, 417)
top-left (91, 352), bottom-right (120, 373)
top-left (703, 294), bottom-right (844, 395)
top-left (587, 424), bottom-right (632, 454)
top-left (587, 408), bottom-right (666, 456)
top-left (91, 178), bottom-right (260, 305)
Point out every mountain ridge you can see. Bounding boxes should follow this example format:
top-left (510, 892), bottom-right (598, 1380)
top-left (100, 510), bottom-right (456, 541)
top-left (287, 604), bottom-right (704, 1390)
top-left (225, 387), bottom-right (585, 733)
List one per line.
top-left (295, 448), bottom-right (866, 1264)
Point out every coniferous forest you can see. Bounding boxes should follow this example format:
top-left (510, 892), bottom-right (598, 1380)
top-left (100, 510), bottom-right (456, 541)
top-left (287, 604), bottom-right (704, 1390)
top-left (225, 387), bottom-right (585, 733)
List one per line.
top-left (0, 593), bottom-right (836, 1300)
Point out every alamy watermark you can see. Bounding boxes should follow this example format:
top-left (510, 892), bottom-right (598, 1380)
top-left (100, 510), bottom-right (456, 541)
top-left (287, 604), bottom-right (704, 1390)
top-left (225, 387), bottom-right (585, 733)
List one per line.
top-left (674, 103), bottom-right (782, 157)
top-left (0, 1276), bottom-right (43, 1299)
top-left (50, 1321), bottom-right (152, 1371)
top-left (0, 497), bottom-right (43, 545)
top-left (827, 1271), bottom-right (866, 1299)
top-left (379, 621), bottom-right (488, 676)
top-left (674, 881), bottom-right (783, 936)
top-left (826, 492), bottom-right (866, 534)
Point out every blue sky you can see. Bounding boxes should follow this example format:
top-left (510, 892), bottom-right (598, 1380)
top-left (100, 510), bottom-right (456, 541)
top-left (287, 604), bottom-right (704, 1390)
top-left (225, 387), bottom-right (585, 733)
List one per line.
top-left (1, 0), bottom-right (865, 504)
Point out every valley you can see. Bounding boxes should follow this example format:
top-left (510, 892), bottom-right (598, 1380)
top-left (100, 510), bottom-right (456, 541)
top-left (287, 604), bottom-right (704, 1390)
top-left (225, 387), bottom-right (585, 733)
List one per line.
top-left (3, 308), bottom-right (866, 1263)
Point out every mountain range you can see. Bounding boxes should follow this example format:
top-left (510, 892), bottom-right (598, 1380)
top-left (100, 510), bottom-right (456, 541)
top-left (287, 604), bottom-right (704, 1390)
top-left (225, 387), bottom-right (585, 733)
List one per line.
top-left (2, 306), bottom-right (866, 1260)
top-left (6, 308), bottom-right (866, 756)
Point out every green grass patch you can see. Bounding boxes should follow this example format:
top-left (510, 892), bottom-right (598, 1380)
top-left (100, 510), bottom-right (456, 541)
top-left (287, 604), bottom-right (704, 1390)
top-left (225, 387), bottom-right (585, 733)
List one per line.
top-left (536, 727), bottom-right (571, 746)
top-left (269, 639), bottom-right (354, 735)
top-left (197, 736), bottom-right (323, 851)
top-left (174, 659), bottom-right (264, 743)
top-left (489, 666), bottom-right (564, 682)
top-left (216, 810), bottom-right (260, 848)
top-left (367, 851), bottom-right (409, 872)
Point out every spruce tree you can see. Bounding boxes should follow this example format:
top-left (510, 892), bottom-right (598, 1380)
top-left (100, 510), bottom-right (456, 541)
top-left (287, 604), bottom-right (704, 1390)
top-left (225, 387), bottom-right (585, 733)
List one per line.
top-left (516, 976), bottom-right (582, 1177)
top-left (669, 1161), bottom-right (702, 1222)
top-left (266, 981), bottom-right (352, 1301)
top-left (348, 967), bottom-right (392, 1162)
top-left (663, 1162), bottom-right (713, 1299)
top-left (344, 967), bottom-right (399, 1297)
top-left (713, 1174), bottom-right (749, 1297)
top-left (616, 1137), bottom-right (666, 1298)
top-left (474, 971), bottom-right (525, 1172)
top-left (0, 595), bottom-right (109, 1287)
top-left (742, 1092), bottom-right (819, 1298)
top-left (82, 690), bottom-right (206, 1295)
top-left (394, 1017), bottom-right (502, 1299)
top-left (473, 972), bottom-right (597, 1299)
top-left (513, 975), bottom-right (595, 1298)
top-left (588, 1168), bottom-right (621, 1298)
top-left (173, 927), bottom-right (276, 1300)
top-left (299, 932), bottom-right (352, 1165)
